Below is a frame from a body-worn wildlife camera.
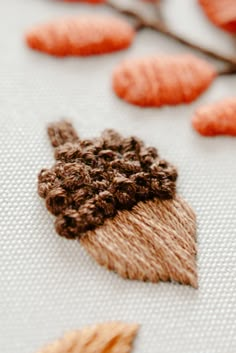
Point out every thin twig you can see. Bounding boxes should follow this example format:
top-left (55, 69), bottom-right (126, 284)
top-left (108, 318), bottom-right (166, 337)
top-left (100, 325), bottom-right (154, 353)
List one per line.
top-left (134, 21), bottom-right (145, 31)
top-left (106, 1), bottom-right (236, 68)
top-left (146, 22), bottom-right (236, 67)
top-left (106, 2), bottom-right (144, 21)
top-left (218, 65), bottom-right (236, 76)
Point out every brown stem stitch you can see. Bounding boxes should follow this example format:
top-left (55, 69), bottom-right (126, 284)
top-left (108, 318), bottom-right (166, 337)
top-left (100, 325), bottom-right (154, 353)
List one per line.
top-left (38, 121), bottom-right (177, 239)
top-left (36, 322), bottom-right (139, 353)
top-left (38, 121), bottom-right (197, 287)
top-left (106, 1), bottom-right (236, 68)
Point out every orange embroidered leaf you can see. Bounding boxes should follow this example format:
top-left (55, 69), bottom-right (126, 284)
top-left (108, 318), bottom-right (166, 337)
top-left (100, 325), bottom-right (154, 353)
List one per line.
top-left (36, 322), bottom-right (139, 353)
top-left (199, 0), bottom-right (236, 33)
top-left (26, 16), bottom-right (135, 57)
top-left (113, 54), bottom-right (216, 107)
top-left (192, 97), bottom-right (236, 136)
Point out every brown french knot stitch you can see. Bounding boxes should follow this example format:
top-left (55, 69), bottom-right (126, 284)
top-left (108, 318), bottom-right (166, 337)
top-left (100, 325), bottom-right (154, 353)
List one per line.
top-left (38, 121), bottom-right (178, 239)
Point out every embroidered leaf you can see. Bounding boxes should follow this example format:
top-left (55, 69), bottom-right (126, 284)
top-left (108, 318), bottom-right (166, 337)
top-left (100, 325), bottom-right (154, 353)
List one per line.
top-left (112, 54), bottom-right (216, 107)
top-left (26, 16), bottom-right (135, 57)
top-left (36, 322), bottom-right (139, 353)
top-left (38, 121), bottom-right (197, 287)
top-left (192, 97), bottom-right (236, 136)
top-left (199, 0), bottom-right (236, 33)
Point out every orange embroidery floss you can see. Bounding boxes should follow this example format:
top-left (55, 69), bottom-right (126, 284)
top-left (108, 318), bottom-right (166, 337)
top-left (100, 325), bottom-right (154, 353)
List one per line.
top-left (112, 54), bottom-right (216, 107)
top-left (26, 16), bottom-right (135, 57)
top-left (199, 0), bottom-right (236, 33)
top-left (192, 97), bottom-right (236, 136)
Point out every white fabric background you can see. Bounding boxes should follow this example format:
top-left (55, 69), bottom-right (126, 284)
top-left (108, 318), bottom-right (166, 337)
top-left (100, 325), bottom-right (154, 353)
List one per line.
top-left (0, 1), bottom-right (236, 352)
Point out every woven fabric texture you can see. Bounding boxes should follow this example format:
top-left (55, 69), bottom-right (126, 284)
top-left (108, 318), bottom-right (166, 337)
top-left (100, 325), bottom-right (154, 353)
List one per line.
top-left (0, 1), bottom-right (236, 353)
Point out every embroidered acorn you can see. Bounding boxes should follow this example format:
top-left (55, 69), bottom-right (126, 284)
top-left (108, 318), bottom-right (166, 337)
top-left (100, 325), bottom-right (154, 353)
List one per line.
top-left (26, 16), bottom-right (135, 57)
top-left (199, 0), bottom-right (236, 33)
top-left (36, 322), bottom-right (139, 353)
top-left (38, 121), bottom-right (198, 288)
top-left (112, 54), bottom-right (216, 107)
top-left (192, 97), bottom-right (236, 136)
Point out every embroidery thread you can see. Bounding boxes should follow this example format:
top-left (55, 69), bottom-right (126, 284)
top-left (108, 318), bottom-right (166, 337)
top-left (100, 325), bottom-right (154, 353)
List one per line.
top-left (36, 322), bottom-right (139, 353)
top-left (113, 54), bottom-right (216, 107)
top-left (104, 2), bottom-right (236, 68)
top-left (25, 2), bottom-right (236, 68)
top-left (199, 0), bottom-right (236, 33)
top-left (192, 97), bottom-right (236, 136)
top-left (39, 121), bottom-right (177, 237)
top-left (38, 121), bottom-right (198, 287)
top-left (26, 16), bottom-right (135, 57)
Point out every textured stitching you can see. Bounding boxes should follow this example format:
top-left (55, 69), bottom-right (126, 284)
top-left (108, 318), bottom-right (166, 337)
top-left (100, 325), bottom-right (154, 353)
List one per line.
top-left (36, 322), bottom-right (139, 353)
top-left (25, 16), bottom-right (135, 56)
top-left (2, 1), bottom-right (236, 351)
top-left (199, 0), bottom-right (236, 33)
top-left (113, 54), bottom-right (216, 107)
top-left (82, 196), bottom-right (198, 287)
top-left (192, 97), bottom-right (236, 136)
top-left (38, 121), bottom-right (197, 287)
top-left (38, 121), bottom-right (177, 239)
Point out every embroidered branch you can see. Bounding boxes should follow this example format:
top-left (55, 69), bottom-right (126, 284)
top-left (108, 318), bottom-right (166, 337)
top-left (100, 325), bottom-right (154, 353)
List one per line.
top-left (106, 0), bottom-right (236, 70)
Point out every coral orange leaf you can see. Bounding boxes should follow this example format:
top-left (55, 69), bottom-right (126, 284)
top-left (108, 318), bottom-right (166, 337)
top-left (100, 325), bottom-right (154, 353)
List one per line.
top-left (192, 97), bottom-right (236, 136)
top-left (26, 16), bottom-right (135, 57)
top-left (199, 0), bottom-right (236, 33)
top-left (113, 54), bottom-right (216, 107)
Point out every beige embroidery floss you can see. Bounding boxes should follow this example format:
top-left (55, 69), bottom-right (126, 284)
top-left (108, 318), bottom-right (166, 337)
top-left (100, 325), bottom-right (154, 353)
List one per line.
top-left (38, 121), bottom-right (198, 288)
top-left (82, 196), bottom-right (197, 287)
top-left (36, 322), bottom-right (139, 353)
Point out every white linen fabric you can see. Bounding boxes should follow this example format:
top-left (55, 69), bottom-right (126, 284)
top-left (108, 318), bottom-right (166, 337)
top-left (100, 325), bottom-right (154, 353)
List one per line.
top-left (0, 1), bottom-right (236, 352)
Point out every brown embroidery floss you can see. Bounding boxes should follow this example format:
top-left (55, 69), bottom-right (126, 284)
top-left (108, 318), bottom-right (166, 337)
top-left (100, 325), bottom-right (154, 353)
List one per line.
top-left (26, 16), bottom-right (135, 57)
top-left (38, 121), bottom-right (198, 287)
top-left (36, 322), bottom-right (139, 353)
